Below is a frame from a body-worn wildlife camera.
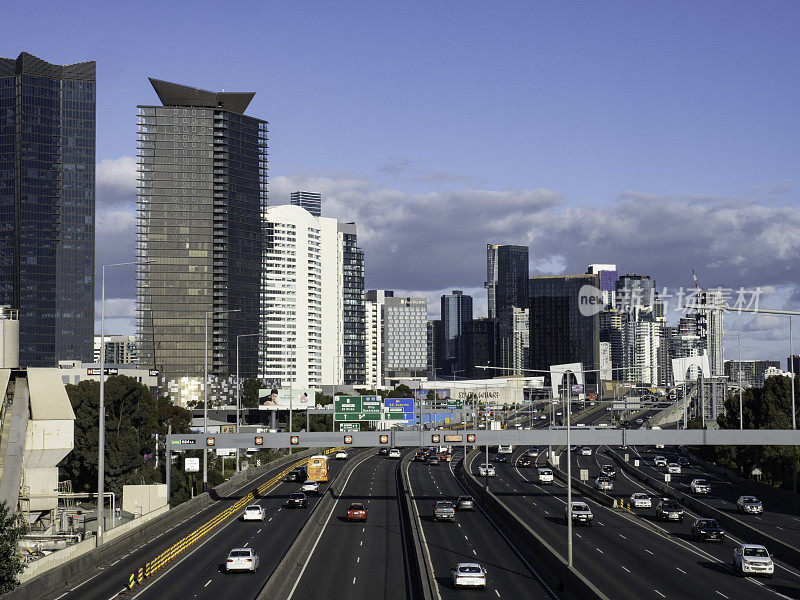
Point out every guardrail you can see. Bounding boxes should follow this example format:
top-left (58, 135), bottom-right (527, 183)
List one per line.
top-left (121, 448), bottom-right (340, 594)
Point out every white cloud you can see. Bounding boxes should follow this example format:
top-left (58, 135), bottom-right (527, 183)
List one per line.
top-left (96, 156), bottom-right (137, 208)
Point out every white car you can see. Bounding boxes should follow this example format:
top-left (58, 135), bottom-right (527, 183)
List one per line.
top-left (388, 448), bottom-right (401, 459)
top-left (226, 548), bottom-right (259, 573)
top-left (335, 450), bottom-right (348, 460)
top-left (566, 501), bottom-right (593, 525)
top-left (594, 476), bottom-right (613, 491)
top-left (241, 504), bottom-right (264, 521)
top-left (478, 463), bottom-right (496, 477)
top-left (630, 492), bottom-right (652, 508)
top-left (537, 467), bottom-right (554, 484)
top-left (737, 496), bottom-right (764, 514)
top-left (301, 480), bottom-right (319, 494)
top-left (690, 478), bottom-right (710, 494)
top-left (733, 544), bottom-right (774, 577)
top-left (580, 447), bottom-right (592, 456)
top-left (451, 563), bottom-right (487, 589)
top-left (667, 463), bottom-right (682, 474)
top-left (654, 456), bottom-right (667, 467)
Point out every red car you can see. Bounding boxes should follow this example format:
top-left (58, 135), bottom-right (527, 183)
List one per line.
top-left (346, 503), bottom-right (367, 521)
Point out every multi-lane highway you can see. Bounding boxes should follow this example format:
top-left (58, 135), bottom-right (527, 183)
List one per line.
top-left (286, 451), bottom-right (409, 599)
top-left (44, 451), bottom-right (356, 600)
top-left (473, 445), bottom-right (800, 599)
top-left (407, 449), bottom-right (557, 599)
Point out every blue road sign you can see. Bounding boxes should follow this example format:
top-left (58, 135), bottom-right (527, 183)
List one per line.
top-left (383, 397), bottom-right (414, 422)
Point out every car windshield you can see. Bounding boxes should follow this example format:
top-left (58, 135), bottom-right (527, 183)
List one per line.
top-left (245, 505), bottom-right (260, 511)
top-left (230, 550), bottom-right (251, 557)
top-left (459, 566), bottom-right (482, 573)
top-left (697, 519), bottom-right (718, 528)
top-left (349, 504), bottom-right (364, 510)
top-left (633, 494), bottom-right (646, 499)
top-left (744, 547), bottom-right (769, 557)
top-left (573, 503), bottom-right (589, 511)
top-left (303, 480), bottom-right (315, 485)
top-left (743, 497), bottom-right (759, 503)
top-left (290, 493), bottom-right (305, 499)
top-left (694, 480), bottom-right (707, 484)
top-left (459, 497), bottom-right (472, 502)
top-left (437, 502), bottom-right (455, 508)
top-left (540, 469), bottom-right (551, 474)
top-left (662, 502), bottom-right (680, 510)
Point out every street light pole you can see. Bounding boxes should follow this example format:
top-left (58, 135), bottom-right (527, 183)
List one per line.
top-left (738, 334), bottom-right (743, 431)
top-left (791, 317), bottom-right (797, 493)
top-left (565, 371), bottom-right (573, 568)
top-left (97, 261), bottom-right (143, 543)
top-left (204, 308), bottom-right (240, 492)
top-left (236, 333), bottom-right (259, 472)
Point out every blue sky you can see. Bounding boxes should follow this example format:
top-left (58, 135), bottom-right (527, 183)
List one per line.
top-left (4, 1), bottom-right (800, 363)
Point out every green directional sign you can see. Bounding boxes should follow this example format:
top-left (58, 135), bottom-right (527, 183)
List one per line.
top-left (339, 422), bottom-right (360, 431)
top-left (334, 396), bottom-right (382, 421)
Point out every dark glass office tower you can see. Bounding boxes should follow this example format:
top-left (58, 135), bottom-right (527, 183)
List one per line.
top-left (485, 244), bottom-right (528, 370)
top-left (340, 224), bottom-right (365, 385)
top-left (290, 191), bottom-right (322, 217)
top-left (529, 274), bottom-right (600, 384)
top-left (0, 52), bottom-right (95, 366)
top-left (136, 79), bottom-right (267, 386)
top-left (441, 290), bottom-right (473, 376)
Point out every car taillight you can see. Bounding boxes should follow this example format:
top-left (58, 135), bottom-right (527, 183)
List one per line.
top-left (245, 558), bottom-right (252, 562)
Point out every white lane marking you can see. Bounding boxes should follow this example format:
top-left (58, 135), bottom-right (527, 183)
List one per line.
top-left (204, 579), bottom-right (212, 587)
top-left (353, 577), bottom-right (357, 584)
top-left (655, 590), bottom-right (666, 598)
top-left (473, 549), bottom-right (477, 555)
top-left (716, 592), bottom-right (729, 599)
top-left (645, 549), bottom-right (654, 555)
top-left (357, 556), bottom-right (360, 563)
top-left (621, 565), bottom-right (630, 573)
top-left (54, 593), bottom-right (69, 600)
top-left (618, 534), bottom-right (626, 540)
top-left (360, 540), bottom-right (363, 546)
top-left (243, 542), bottom-right (248, 547)
top-left (257, 529), bottom-right (262, 534)
top-left (595, 547), bottom-right (604, 554)
top-left (495, 590), bottom-right (501, 597)
top-left (676, 567), bottom-right (686, 574)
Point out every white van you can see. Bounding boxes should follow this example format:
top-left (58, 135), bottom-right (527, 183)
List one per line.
top-left (537, 467), bottom-right (554, 484)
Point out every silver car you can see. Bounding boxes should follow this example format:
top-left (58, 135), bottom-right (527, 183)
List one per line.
top-left (456, 496), bottom-right (475, 511)
top-left (451, 563), bottom-right (487, 589)
top-left (594, 476), bottom-right (613, 491)
top-left (737, 495), bottom-right (764, 514)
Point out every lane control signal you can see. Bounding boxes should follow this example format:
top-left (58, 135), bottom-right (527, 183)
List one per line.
top-left (379, 434), bottom-right (389, 444)
top-left (290, 435), bottom-right (300, 445)
top-left (206, 437), bottom-right (215, 446)
top-left (344, 435), bottom-right (353, 445)
top-left (432, 434), bottom-right (440, 443)
top-left (254, 436), bottom-right (263, 445)
top-left (467, 434), bottom-right (476, 443)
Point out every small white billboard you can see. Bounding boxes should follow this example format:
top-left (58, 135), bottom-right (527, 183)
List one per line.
top-left (184, 457), bottom-right (200, 472)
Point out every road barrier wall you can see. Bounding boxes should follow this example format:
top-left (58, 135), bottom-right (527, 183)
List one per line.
top-left (459, 450), bottom-right (609, 600)
top-left (398, 452), bottom-right (435, 600)
top-left (548, 452), bottom-right (616, 508)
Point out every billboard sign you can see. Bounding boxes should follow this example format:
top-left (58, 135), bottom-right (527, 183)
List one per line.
top-left (339, 422), bottom-right (360, 432)
top-left (184, 457), bottom-right (199, 472)
top-left (258, 388), bottom-right (314, 410)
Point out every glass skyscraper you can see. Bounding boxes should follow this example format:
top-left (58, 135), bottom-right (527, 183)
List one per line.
top-left (0, 52), bottom-right (95, 366)
top-left (136, 79), bottom-right (267, 389)
top-left (340, 225), bottom-right (365, 385)
top-left (290, 191), bottom-right (322, 217)
top-left (485, 244), bottom-right (529, 370)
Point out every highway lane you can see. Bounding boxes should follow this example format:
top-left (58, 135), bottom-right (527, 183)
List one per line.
top-left (407, 450), bottom-right (557, 600)
top-left (493, 446), bottom-right (800, 600)
top-left (286, 451), bottom-right (409, 600)
top-left (622, 444), bottom-right (800, 551)
top-left (43, 452), bottom-right (345, 600)
top-left (126, 451), bottom-right (357, 600)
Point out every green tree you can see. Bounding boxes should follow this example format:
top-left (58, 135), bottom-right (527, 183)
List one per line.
top-left (60, 376), bottom-right (158, 495)
top-left (156, 400), bottom-right (191, 437)
top-left (0, 501), bottom-right (26, 593)
top-left (241, 378), bottom-right (262, 408)
top-left (386, 384), bottom-right (413, 398)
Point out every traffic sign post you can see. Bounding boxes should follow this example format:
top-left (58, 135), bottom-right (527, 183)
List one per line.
top-left (334, 395), bottom-right (383, 422)
top-left (339, 422), bottom-right (361, 432)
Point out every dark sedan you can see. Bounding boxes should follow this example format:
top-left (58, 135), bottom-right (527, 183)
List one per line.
top-left (691, 518), bottom-right (725, 542)
top-left (286, 492), bottom-right (308, 509)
